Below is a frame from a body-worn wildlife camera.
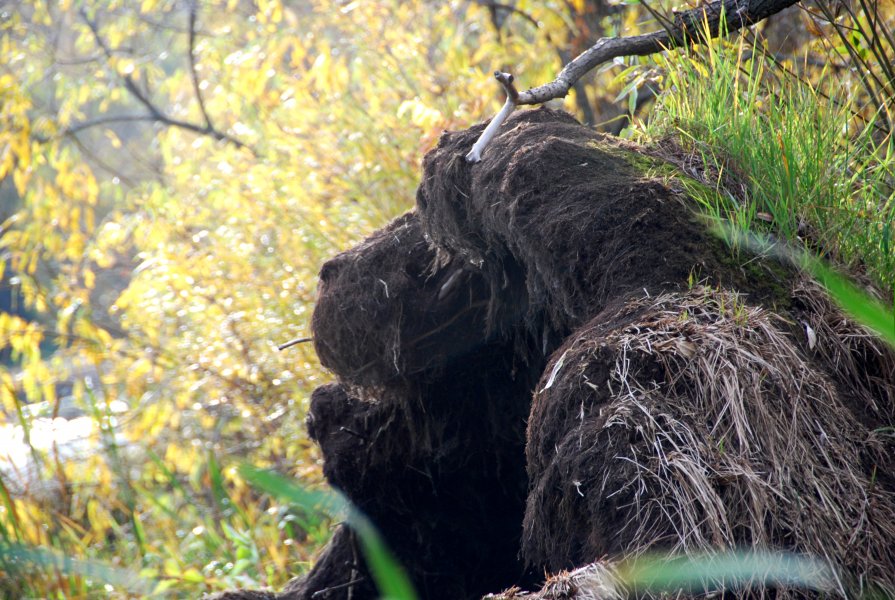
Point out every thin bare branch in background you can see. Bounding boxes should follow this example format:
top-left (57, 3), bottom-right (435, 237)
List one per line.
top-left (188, 0), bottom-right (213, 130)
top-left (77, 7), bottom-right (251, 151)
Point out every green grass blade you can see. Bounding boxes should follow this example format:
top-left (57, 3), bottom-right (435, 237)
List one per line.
top-left (715, 222), bottom-right (895, 348)
top-left (0, 542), bottom-right (153, 594)
top-left (239, 464), bottom-right (418, 600)
top-left (238, 464), bottom-right (344, 517)
top-left (805, 257), bottom-right (895, 346)
top-left (619, 551), bottom-right (838, 593)
top-left (0, 475), bottom-right (21, 542)
top-left (346, 508), bottom-right (418, 600)
top-left (208, 450), bottom-right (250, 528)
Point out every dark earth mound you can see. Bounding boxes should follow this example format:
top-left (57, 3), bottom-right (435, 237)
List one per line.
top-left (310, 212), bottom-right (494, 387)
top-left (217, 108), bottom-right (895, 600)
top-left (417, 108), bottom-right (789, 339)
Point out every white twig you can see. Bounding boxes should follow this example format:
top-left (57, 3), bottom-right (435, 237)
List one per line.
top-left (465, 71), bottom-right (519, 163)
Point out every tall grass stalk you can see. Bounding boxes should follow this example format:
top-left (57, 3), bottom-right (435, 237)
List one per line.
top-left (644, 36), bottom-right (895, 294)
top-left (239, 465), bottom-right (418, 600)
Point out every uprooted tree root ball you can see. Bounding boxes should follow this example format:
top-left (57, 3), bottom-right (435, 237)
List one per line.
top-left (217, 108), bottom-right (895, 600)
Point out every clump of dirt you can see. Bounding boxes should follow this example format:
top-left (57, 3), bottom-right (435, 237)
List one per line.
top-left (311, 212), bottom-right (493, 387)
top-left (523, 285), bottom-right (895, 594)
top-left (290, 336), bottom-right (540, 600)
top-left (293, 225), bottom-right (548, 597)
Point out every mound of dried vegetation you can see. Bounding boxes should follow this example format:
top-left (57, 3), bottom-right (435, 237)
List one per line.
top-left (524, 283), bottom-right (895, 597)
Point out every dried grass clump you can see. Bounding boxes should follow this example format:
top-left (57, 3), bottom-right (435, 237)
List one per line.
top-left (482, 552), bottom-right (843, 600)
top-left (524, 286), bottom-right (895, 596)
top-left (484, 562), bottom-right (623, 600)
top-left (792, 276), bottom-right (895, 422)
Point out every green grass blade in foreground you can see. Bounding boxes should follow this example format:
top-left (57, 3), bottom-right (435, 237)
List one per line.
top-left (238, 464), bottom-right (345, 516)
top-left (619, 551), bottom-right (838, 594)
top-left (0, 542), bottom-right (153, 594)
top-left (344, 507), bottom-right (419, 600)
top-left (239, 464), bottom-right (418, 600)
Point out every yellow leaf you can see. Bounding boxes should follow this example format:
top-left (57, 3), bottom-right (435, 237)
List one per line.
top-left (83, 170), bottom-right (99, 204)
top-left (0, 375), bottom-right (16, 413)
top-left (104, 129), bottom-right (122, 149)
top-left (164, 558), bottom-right (181, 577)
top-left (0, 144), bottom-right (12, 180)
top-left (108, 29), bottom-right (123, 49)
top-left (83, 268), bottom-right (96, 290)
top-left (182, 568), bottom-right (204, 583)
top-left (12, 167), bottom-right (29, 196)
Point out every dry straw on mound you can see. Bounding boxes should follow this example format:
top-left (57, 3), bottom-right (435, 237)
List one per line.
top-left (792, 278), bottom-right (895, 424)
top-left (484, 562), bottom-right (623, 600)
top-left (483, 553), bottom-right (841, 599)
top-left (524, 284), bottom-right (895, 597)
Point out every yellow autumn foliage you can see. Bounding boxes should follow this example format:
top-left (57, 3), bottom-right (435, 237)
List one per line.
top-left (1, 0), bottom-right (876, 597)
top-left (0, 0), bottom-right (575, 595)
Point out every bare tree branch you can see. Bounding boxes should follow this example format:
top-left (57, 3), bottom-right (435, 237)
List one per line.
top-left (639, 0), bottom-right (679, 36)
top-left (67, 133), bottom-right (140, 189)
top-left (478, 1), bottom-right (541, 30)
top-left (79, 8), bottom-right (251, 152)
top-left (65, 114), bottom-right (159, 136)
top-left (467, 0), bottom-right (801, 161)
top-left (480, 1), bottom-right (596, 124)
top-left (277, 337), bottom-right (314, 351)
top-left (519, 0), bottom-right (800, 105)
top-left (188, 0), bottom-right (213, 130)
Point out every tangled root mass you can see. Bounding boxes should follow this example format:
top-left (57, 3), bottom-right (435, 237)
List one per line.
top-left (221, 108), bottom-right (895, 600)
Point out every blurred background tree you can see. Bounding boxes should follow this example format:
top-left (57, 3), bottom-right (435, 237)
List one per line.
top-left (0, 1), bottom-right (567, 595)
top-left (0, 0), bottom-right (892, 597)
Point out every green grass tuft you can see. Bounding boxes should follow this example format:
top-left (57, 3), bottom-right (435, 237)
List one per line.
top-left (643, 37), bottom-right (895, 297)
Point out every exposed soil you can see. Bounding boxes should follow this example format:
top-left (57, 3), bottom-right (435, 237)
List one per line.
top-left (417, 108), bottom-right (791, 340)
top-left (310, 212), bottom-right (494, 387)
top-left (218, 108), bottom-right (895, 600)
